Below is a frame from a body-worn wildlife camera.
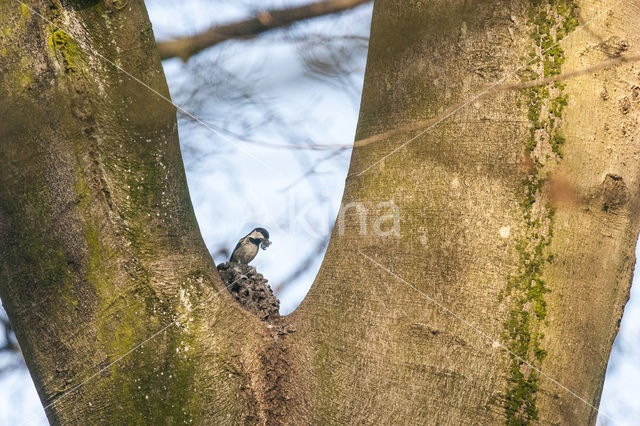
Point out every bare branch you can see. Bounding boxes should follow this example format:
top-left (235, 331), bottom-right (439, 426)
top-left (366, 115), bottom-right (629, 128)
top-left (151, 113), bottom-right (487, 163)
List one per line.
top-left (156, 0), bottom-right (372, 61)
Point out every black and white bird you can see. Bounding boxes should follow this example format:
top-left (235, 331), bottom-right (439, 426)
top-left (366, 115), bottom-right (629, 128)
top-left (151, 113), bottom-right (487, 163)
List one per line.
top-left (229, 227), bottom-right (271, 264)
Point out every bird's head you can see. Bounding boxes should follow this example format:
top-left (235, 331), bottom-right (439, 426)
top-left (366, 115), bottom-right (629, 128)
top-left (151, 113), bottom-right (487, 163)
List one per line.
top-left (249, 227), bottom-right (271, 250)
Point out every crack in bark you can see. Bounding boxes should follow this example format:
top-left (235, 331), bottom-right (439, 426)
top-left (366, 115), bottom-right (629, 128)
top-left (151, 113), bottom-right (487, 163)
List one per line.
top-left (242, 319), bottom-right (297, 425)
top-left (215, 263), bottom-right (296, 424)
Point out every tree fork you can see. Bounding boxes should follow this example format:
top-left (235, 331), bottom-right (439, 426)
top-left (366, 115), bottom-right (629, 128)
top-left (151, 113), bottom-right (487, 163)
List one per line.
top-left (1, 0), bottom-right (639, 424)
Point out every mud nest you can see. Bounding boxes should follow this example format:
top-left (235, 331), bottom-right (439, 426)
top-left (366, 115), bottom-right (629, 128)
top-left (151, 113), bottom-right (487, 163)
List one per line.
top-left (217, 262), bottom-right (280, 322)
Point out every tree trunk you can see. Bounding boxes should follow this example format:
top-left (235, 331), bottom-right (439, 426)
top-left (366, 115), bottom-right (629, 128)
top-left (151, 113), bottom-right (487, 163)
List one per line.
top-left (0, 1), bottom-right (268, 423)
top-left (1, 0), bottom-right (638, 424)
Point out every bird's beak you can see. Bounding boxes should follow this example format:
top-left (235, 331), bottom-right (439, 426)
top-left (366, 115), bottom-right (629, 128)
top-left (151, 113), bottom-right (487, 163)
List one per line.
top-left (260, 239), bottom-right (271, 250)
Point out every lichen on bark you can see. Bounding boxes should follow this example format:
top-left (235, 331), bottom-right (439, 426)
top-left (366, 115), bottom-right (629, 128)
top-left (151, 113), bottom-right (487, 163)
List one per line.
top-left (502, 0), bottom-right (577, 423)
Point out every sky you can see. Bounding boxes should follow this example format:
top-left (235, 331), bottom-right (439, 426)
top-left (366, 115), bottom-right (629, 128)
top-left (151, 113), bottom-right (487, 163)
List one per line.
top-left (0, 1), bottom-right (639, 424)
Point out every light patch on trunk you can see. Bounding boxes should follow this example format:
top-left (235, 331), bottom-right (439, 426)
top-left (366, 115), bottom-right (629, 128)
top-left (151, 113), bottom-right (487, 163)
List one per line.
top-left (419, 232), bottom-right (428, 246)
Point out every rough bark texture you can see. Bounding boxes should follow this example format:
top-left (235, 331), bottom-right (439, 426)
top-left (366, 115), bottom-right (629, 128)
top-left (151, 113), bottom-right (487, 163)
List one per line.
top-left (292, 0), bottom-right (640, 424)
top-left (0, 0), bottom-right (638, 425)
top-left (0, 1), bottom-right (285, 423)
top-left (217, 262), bottom-right (280, 322)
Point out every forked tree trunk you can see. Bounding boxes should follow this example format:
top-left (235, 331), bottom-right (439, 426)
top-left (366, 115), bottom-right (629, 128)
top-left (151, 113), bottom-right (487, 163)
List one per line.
top-left (0, 0), bottom-right (638, 424)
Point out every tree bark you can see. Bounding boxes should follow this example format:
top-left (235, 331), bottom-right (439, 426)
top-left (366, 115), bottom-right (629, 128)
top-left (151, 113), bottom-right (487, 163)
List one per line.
top-left (0, 0), bottom-right (271, 423)
top-left (1, 0), bottom-right (638, 425)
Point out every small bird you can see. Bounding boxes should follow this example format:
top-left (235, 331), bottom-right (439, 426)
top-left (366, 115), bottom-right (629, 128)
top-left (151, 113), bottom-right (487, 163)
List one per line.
top-left (229, 227), bottom-right (271, 264)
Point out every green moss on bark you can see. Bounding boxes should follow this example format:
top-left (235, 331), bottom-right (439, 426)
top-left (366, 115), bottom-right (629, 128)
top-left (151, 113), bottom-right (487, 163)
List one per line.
top-left (72, 159), bottom-right (205, 422)
top-left (504, 1), bottom-right (576, 423)
top-left (48, 28), bottom-right (82, 73)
